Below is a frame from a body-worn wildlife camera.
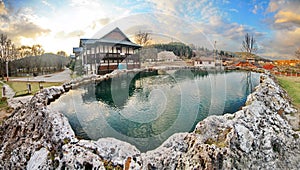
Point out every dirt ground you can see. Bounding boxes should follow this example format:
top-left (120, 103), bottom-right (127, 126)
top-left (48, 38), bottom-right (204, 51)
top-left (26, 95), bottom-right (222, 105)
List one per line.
top-left (0, 108), bottom-right (13, 123)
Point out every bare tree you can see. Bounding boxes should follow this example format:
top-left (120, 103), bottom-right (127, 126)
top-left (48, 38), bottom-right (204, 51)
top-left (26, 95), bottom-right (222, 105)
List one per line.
top-left (0, 33), bottom-right (19, 79)
top-left (18, 45), bottom-right (32, 58)
top-left (31, 44), bottom-right (44, 56)
top-left (57, 50), bottom-right (67, 57)
top-left (295, 48), bottom-right (300, 59)
top-left (0, 34), bottom-right (8, 59)
top-left (134, 31), bottom-right (151, 46)
top-left (241, 33), bottom-right (257, 57)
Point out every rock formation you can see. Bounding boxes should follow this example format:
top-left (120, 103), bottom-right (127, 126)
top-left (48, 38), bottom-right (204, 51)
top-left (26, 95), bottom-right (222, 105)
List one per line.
top-left (0, 72), bottom-right (299, 169)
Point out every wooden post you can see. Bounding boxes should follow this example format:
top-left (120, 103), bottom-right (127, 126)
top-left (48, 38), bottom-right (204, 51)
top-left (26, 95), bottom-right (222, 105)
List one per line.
top-left (2, 86), bottom-right (5, 98)
top-left (39, 81), bottom-right (43, 90)
top-left (27, 83), bottom-right (31, 94)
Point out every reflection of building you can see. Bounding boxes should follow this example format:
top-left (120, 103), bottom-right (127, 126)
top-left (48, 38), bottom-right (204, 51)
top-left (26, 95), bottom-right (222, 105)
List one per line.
top-left (73, 27), bottom-right (141, 75)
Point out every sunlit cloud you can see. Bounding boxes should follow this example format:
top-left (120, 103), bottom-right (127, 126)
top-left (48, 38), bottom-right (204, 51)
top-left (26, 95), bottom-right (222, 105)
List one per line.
top-left (275, 11), bottom-right (300, 25)
top-left (262, 0), bottom-right (300, 59)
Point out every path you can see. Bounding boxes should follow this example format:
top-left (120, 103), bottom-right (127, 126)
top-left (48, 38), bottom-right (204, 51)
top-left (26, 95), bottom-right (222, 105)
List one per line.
top-left (1, 68), bottom-right (72, 111)
top-left (10, 68), bottom-right (72, 83)
top-left (0, 81), bottom-right (17, 120)
top-left (1, 69), bottom-right (72, 121)
top-left (0, 81), bottom-right (15, 99)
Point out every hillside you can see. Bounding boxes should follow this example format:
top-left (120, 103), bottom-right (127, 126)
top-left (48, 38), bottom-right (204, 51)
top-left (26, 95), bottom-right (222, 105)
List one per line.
top-left (234, 52), bottom-right (269, 61)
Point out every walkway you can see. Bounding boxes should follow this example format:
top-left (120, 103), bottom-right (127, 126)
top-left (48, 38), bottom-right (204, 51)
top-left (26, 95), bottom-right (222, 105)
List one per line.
top-left (0, 81), bottom-right (16, 120)
top-left (0, 81), bottom-right (15, 99)
top-left (10, 68), bottom-right (72, 83)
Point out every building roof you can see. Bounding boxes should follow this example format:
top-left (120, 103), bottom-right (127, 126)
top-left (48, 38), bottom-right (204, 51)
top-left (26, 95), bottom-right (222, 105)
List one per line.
top-left (79, 27), bottom-right (141, 48)
top-left (192, 57), bottom-right (215, 61)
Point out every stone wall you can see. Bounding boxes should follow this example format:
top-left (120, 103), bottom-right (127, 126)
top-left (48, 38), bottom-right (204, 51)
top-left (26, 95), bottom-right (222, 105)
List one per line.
top-left (0, 72), bottom-right (299, 169)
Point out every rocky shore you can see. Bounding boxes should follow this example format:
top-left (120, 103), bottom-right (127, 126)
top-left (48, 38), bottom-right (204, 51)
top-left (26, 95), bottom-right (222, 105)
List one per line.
top-left (0, 71), bottom-right (299, 169)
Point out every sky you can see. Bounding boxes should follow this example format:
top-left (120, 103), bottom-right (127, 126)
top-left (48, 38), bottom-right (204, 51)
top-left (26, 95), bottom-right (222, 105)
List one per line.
top-left (0, 0), bottom-right (300, 59)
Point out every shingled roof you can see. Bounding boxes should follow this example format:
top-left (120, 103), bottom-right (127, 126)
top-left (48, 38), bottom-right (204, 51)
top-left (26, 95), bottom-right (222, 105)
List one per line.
top-left (79, 27), bottom-right (141, 48)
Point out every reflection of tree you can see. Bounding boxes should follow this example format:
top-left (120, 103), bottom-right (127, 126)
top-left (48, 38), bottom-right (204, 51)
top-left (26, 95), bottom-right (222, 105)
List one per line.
top-left (81, 71), bottom-right (159, 108)
top-left (242, 71), bottom-right (253, 96)
top-left (81, 84), bottom-right (96, 103)
top-left (65, 114), bottom-right (91, 140)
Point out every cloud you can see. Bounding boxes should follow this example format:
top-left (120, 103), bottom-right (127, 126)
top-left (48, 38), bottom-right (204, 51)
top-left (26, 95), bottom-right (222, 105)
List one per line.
top-left (263, 0), bottom-right (300, 59)
top-left (142, 0), bottom-right (267, 53)
top-left (229, 8), bottom-right (239, 13)
top-left (41, 0), bottom-right (55, 11)
top-left (223, 0), bottom-right (230, 4)
top-left (10, 21), bottom-right (50, 38)
top-left (275, 10), bottom-right (300, 25)
top-left (55, 30), bottom-right (85, 39)
top-left (267, 1), bottom-right (279, 12)
top-left (0, 1), bottom-right (50, 45)
top-left (90, 18), bottom-right (111, 29)
top-left (146, 0), bottom-right (181, 16)
top-left (252, 5), bottom-right (258, 14)
top-left (0, 0), bottom-right (7, 15)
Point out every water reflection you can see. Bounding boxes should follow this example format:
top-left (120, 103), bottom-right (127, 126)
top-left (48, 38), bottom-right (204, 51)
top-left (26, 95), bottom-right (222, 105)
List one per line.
top-left (50, 70), bottom-right (260, 152)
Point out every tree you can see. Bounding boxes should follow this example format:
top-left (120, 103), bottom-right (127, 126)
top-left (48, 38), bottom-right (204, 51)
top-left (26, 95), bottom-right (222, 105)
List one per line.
top-left (18, 45), bottom-right (32, 58)
top-left (295, 48), bottom-right (300, 59)
top-left (219, 50), bottom-right (225, 56)
top-left (149, 42), bottom-right (193, 58)
top-left (134, 31), bottom-right (151, 46)
top-left (31, 44), bottom-right (44, 56)
top-left (57, 51), bottom-right (67, 57)
top-left (241, 33), bottom-right (257, 57)
top-left (0, 33), bottom-right (19, 78)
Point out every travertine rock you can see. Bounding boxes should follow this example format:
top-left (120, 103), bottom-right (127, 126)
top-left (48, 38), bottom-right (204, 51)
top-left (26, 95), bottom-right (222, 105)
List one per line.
top-left (0, 72), bottom-right (299, 169)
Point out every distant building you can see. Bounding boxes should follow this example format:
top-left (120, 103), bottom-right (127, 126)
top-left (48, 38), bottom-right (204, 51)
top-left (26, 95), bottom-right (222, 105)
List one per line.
top-left (193, 57), bottom-right (215, 67)
top-left (246, 57), bottom-right (255, 64)
top-left (73, 27), bottom-right (141, 75)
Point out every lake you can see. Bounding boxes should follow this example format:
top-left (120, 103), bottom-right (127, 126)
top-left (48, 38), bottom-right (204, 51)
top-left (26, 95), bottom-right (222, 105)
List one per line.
top-left (49, 69), bottom-right (260, 152)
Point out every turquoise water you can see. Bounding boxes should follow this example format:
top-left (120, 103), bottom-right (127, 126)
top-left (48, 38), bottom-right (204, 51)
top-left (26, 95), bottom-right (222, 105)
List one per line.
top-left (50, 70), bottom-right (260, 152)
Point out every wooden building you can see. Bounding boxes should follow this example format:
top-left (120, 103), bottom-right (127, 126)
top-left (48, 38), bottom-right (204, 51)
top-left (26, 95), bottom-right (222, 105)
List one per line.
top-left (74, 27), bottom-right (141, 75)
top-left (193, 57), bottom-right (216, 67)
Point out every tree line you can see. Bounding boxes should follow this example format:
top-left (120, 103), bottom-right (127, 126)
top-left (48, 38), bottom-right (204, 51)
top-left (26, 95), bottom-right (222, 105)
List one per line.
top-left (0, 33), bottom-right (69, 78)
top-left (148, 42), bottom-right (194, 59)
top-left (9, 53), bottom-right (70, 77)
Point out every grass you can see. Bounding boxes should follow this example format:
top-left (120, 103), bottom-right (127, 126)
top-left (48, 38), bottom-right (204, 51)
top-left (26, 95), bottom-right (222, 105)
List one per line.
top-left (0, 97), bottom-right (8, 108)
top-left (277, 76), bottom-right (300, 110)
top-left (6, 81), bottom-right (62, 97)
top-left (0, 83), bottom-right (2, 97)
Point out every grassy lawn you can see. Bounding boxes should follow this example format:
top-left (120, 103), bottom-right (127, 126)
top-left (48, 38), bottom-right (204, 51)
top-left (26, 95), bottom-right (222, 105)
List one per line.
top-left (6, 81), bottom-right (62, 97)
top-left (0, 97), bottom-right (8, 108)
top-left (277, 76), bottom-right (300, 110)
top-left (0, 83), bottom-right (2, 97)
